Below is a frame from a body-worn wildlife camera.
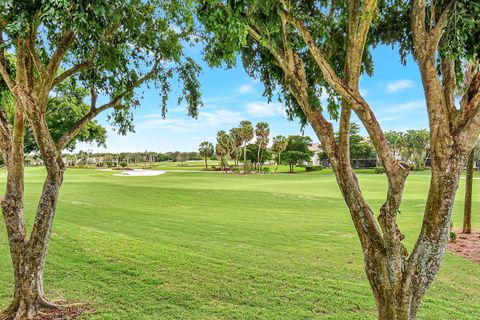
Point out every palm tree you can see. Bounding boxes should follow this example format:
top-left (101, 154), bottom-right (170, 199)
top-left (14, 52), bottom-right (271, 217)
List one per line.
top-left (216, 130), bottom-right (233, 171)
top-left (255, 122), bottom-right (270, 171)
top-left (199, 141), bottom-right (214, 170)
top-left (239, 120), bottom-right (254, 173)
top-left (229, 127), bottom-right (243, 166)
top-left (272, 135), bottom-right (289, 173)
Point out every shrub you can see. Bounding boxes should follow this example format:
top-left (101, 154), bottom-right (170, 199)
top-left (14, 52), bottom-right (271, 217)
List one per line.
top-left (231, 166), bottom-right (240, 173)
top-left (262, 167), bottom-right (270, 173)
top-left (119, 162), bottom-right (127, 168)
top-left (211, 165), bottom-right (216, 170)
top-left (450, 231), bottom-right (457, 241)
top-left (411, 166), bottom-right (425, 171)
top-left (305, 165), bottom-right (323, 172)
top-left (374, 166), bottom-right (385, 174)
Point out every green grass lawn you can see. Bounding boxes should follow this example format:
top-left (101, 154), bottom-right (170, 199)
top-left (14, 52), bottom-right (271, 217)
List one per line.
top-left (0, 168), bottom-right (479, 319)
top-left (122, 160), bottom-right (309, 173)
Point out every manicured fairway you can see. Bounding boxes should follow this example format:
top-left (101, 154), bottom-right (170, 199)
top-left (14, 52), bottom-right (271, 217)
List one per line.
top-left (0, 168), bottom-right (479, 319)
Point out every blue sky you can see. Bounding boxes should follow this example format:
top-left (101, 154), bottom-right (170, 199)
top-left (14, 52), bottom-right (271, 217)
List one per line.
top-left (76, 45), bottom-right (428, 153)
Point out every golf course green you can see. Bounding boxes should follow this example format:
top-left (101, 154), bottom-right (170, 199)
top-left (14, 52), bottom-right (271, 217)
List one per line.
top-left (0, 167), bottom-right (479, 319)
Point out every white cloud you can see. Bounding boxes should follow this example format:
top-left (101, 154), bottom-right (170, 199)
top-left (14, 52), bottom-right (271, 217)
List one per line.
top-left (378, 115), bottom-right (402, 122)
top-left (385, 80), bottom-right (414, 93)
top-left (139, 109), bottom-right (243, 132)
top-left (246, 102), bottom-right (283, 117)
top-left (377, 100), bottom-right (425, 120)
top-left (389, 100), bottom-right (424, 112)
top-left (238, 84), bottom-right (255, 94)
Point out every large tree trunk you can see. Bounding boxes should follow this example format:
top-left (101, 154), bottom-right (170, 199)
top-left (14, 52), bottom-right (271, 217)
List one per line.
top-left (2, 172), bottom-right (64, 319)
top-left (463, 150), bottom-right (474, 233)
top-left (370, 147), bottom-right (464, 319)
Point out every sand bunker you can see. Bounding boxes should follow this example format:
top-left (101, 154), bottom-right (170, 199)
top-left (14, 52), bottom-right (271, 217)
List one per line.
top-left (113, 169), bottom-right (166, 177)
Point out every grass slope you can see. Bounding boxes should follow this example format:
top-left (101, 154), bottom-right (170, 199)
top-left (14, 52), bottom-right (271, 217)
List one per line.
top-left (0, 168), bottom-right (479, 319)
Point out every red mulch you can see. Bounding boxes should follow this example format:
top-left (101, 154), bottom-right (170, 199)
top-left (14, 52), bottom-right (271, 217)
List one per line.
top-left (31, 305), bottom-right (91, 320)
top-left (448, 230), bottom-right (480, 264)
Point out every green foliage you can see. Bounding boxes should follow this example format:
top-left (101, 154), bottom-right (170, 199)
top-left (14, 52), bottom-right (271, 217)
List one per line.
top-left (339, 123), bottom-right (376, 160)
top-left (28, 81), bottom-right (106, 153)
top-left (239, 120), bottom-right (254, 145)
top-left (244, 143), bottom-right (272, 165)
top-left (374, 166), bottom-right (386, 174)
top-left (197, 0), bottom-right (365, 125)
top-left (280, 135), bottom-right (313, 173)
top-left (0, 0), bottom-right (203, 135)
top-left (119, 162), bottom-right (127, 168)
top-left (385, 129), bottom-right (430, 170)
top-left (305, 165), bottom-right (323, 172)
top-left (450, 231), bottom-right (457, 242)
top-left (199, 141), bottom-right (214, 158)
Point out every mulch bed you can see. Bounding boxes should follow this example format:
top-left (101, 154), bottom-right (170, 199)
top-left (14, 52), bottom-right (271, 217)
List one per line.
top-left (448, 230), bottom-right (480, 264)
top-left (32, 305), bottom-right (91, 320)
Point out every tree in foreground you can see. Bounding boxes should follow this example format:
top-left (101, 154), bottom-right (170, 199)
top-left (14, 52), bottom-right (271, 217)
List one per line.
top-left (200, 0), bottom-right (480, 318)
top-left (0, 1), bottom-right (201, 318)
top-left (272, 135), bottom-right (288, 173)
top-left (199, 141), bottom-right (214, 170)
top-left (2, 74), bottom-right (107, 155)
top-left (254, 122), bottom-right (270, 170)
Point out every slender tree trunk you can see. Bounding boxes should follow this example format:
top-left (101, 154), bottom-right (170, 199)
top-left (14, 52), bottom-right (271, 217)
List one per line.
top-left (257, 146), bottom-right (261, 172)
top-left (243, 144), bottom-right (247, 174)
top-left (463, 150), bottom-right (474, 233)
top-left (204, 156), bottom-right (208, 171)
top-left (274, 152), bottom-right (281, 173)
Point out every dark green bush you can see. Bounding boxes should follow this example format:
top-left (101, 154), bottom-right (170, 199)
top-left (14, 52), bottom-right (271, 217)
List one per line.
top-left (305, 165), bottom-right (323, 172)
top-left (374, 166), bottom-right (385, 174)
top-left (450, 231), bottom-right (457, 241)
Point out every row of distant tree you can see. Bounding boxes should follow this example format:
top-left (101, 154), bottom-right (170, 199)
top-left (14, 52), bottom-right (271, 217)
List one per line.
top-left (56, 123), bottom-right (432, 173)
top-left (195, 120), bottom-right (315, 173)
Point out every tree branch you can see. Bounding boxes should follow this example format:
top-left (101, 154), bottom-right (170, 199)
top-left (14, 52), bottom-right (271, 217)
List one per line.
top-left (454, 72), bottom-right (480, 134)
top-left (26, 12), bottom-right (46, 77)
top-left (427, 2), bottom-right (452, 52)
top-left (52, 48), bottom-right (97, 87)
top-left (280, 9), bottom-right (406, 178)
top-left (411, 0), bottom-right (428, 59)
top-left (246, 26), bottom-right (286, 68)
top-left (441, 58), bottom-right (457, 116)
top-left (45, 30), bottom-right (75, 81)
top-left (55, 64), bottom-right (158, 150)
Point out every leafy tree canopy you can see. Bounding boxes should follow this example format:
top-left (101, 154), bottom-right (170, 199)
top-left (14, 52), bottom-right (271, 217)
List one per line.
top-left (198, 0), bottom-right (480, 125)
top-left (0, 0), bottom-right (202, 136)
